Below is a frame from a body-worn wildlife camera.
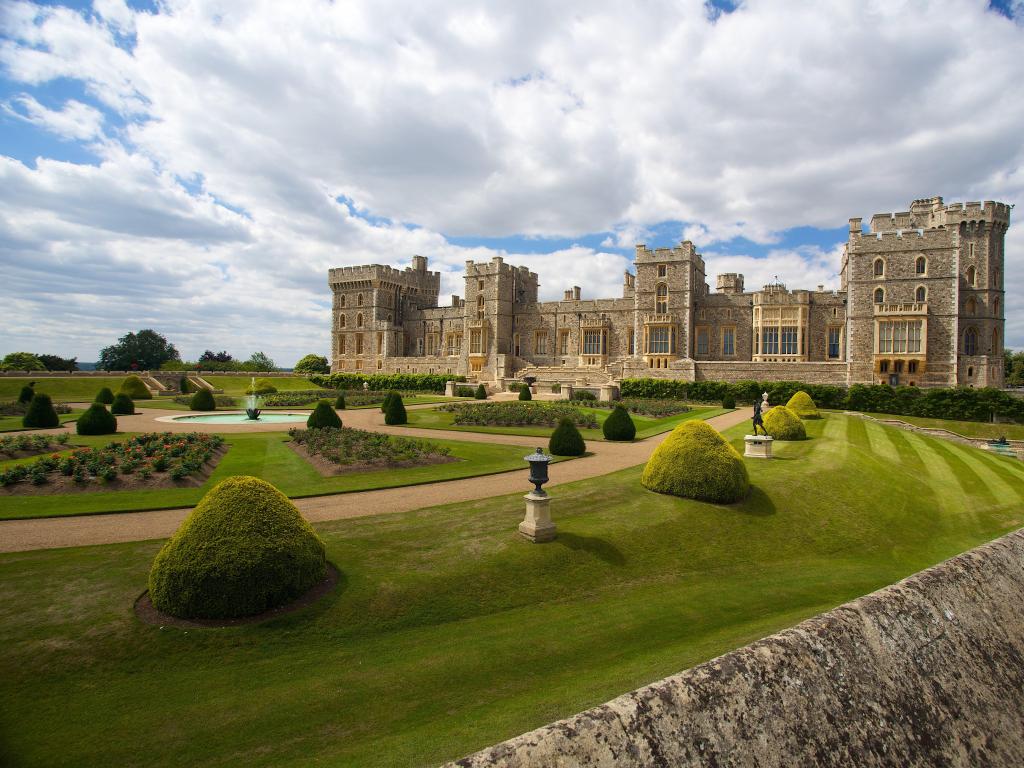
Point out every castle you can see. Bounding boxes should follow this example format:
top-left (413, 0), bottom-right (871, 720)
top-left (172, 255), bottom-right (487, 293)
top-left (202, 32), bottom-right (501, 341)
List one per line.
top-left (329, 196), bottom-right (1010, 389)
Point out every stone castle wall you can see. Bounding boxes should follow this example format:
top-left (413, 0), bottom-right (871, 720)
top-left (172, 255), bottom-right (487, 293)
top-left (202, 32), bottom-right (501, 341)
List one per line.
top-left (449, 528), bottom-right (1024, 767)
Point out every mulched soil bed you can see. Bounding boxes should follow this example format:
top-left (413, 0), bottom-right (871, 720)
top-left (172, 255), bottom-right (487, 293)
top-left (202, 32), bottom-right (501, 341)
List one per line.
top-left (0, 442), bottom-right (71, 460)
top-left (134, 563), bottom-right (340, 629)
top-left (0, 445), bottom-right (227, 496)
top-left (288, 441), bottom-right (458, 477)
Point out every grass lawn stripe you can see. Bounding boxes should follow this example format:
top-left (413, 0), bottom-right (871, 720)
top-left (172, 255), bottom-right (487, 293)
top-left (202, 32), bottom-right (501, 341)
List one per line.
top-left (925, 438), bottom-right (998, 508)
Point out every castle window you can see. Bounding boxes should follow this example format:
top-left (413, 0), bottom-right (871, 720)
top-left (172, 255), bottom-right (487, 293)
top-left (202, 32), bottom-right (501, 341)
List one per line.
top-left (832, 307), bottom-right (839, 318)
top-left (426, 333), bottom-right (437, 356)
top-left (967, 266), bottom-right (976, 286)
top-left (994, 297), bottom-right (1001, 317)
top-left (915, 256), bottom-right (926, 275)
top-left (513, 334), bottom-right (520, 357)
top-left (969, 243), bottom-right (975, 259)
top-left (873, 258), bottom-right (884, 277)
top-left (470, 329), bottom-right (483, 355)
top-left (722, 328), bottom-right (735, 356)
top-left (357, 293), bottom-right (363, 307)
top-left (878, 321), bottom-right (922, 354)
top-left (696, 328), bottom-right (709, 356)
top-left (339, 314), bottom-right (346, 328)
top-left (894, 360), bottom-right (904, 373)
top-left (377, 360), bottom-right (383, 370)
top-left (726, 309), bottom-right (732, 319)
top-left (780, 327), bottom-right (798, 355)
top-left (992, 328), bottom-right (1000, 354)
top-left (339, 335), bottom-right (347, 355)
top-left (628, 328), bottom-right (635, 355)
top-left (874, 288), bottom-right (884, 304)
top-left (477, 295), bottom-right (485, 319)
top-left (880, 360), bottom-right (889, 373)
top-left (915, 286), bottom-right (927, 302)
top-left (446, 333), bottom-right (462, 356)
top-left (964, 327), bottom-right (978, 356)
top-left (356, 313), bottom-right (363, 328)
top-left (377, 333), bottom-right (384, 354)
top-left (355, 334), bottom-right (364, 354)
top-left (559, 330), bottom-right (570, 355)
top-left (339, 294), bottom-right (346, 308)
top-left (908, 360), bottom-right (918, 374)
top-left (762, 327), bottom-right (779, 355)
top-left (828, 328), bottom-right (841, 359)
top-left (656, 283), bottom-right (668, 314)
top-left (583, 330), bottom-right (606, 356)
top-left (967, 366), bottom-right (974, 378)
top-left (355, 359), bottom-right (362, 371)
top-left (966, 296), bottom-right (977, 315)
top-left (698, 309), bottom-right (706, 320)
top-left (535, 332), bottom-right (548, 355)
top-left (658, 264), bottom-right (667, 278)
top-left (648, 327), bottom-right (671, 355)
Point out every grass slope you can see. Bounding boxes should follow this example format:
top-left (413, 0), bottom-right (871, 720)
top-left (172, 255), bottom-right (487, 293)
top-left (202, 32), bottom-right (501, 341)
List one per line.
top-left (0, 378), bottom-right (131, 402)
top-left (863, 412), bottom-right (1024, 441)
top-left (1, 415), bottom-right (1022, 767)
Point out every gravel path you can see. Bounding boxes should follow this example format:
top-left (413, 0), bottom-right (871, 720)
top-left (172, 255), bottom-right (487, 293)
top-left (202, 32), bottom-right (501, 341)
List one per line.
top-left (0, 406), bottom-right (750, 553)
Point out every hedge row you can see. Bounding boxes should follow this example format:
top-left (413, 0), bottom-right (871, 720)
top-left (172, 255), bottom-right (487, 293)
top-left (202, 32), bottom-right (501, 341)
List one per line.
top-left (620, 378), bottom-right (1024, 423)
top-left (309, 373), bottom-right (465, 393)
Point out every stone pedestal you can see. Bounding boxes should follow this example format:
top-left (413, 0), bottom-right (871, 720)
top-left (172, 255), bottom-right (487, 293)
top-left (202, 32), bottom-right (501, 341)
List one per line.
top-left (562, 384), bottom-right (574, 400)
top-left (599, 384), bottom-right (619, 402)
top-left (744, 435), bottom-right (774, 458)
top-left (519, 492), bottom-right (556, 542)
top-left (444, 380), bottom-right (456, 397)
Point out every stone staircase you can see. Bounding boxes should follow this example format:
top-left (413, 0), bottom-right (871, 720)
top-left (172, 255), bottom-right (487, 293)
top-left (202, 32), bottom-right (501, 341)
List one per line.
top-left (514, 364), bottom-right (615, 387)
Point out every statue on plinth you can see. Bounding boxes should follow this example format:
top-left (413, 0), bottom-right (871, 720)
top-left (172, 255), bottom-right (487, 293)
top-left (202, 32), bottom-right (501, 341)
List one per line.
top-left (752, 398), bottom-right (767, 436)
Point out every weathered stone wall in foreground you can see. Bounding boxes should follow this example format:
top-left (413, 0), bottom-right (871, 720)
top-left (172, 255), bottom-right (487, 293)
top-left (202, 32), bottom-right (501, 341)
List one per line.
top-left (449, 529), bottom-right (1024, 768)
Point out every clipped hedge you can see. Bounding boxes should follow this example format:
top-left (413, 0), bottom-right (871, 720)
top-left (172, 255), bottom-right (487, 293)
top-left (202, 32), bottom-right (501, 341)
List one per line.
top-left (602, 404), bottom-right (636, 441)
top-left (641, 421), bottom-right (749, 503)
top-left (23, 394), bottom-right (59, 429)
top-left (120, 375), bottom-right (153, 400)
top-left (148, 476), bottom-right (327, 619)
top-left (189, 388), bottom-right (217, 411)
top-left (77, 403), bottom-right (117, 435)
top-left (549, 417), bottom-right (586, 456)
top-left (110, 393), bottom-right (135, 415)
top-left (763, 406), bottom-right (807, 440)
top-left (95, 387), bottom-right (115, 404)
top-left (384, 393), bottom-right (407, 425)
top-left (786, 391), bottom-right (820, 419)
top-left (310, 373), bottom-right (464, 393)
top-left (307, 400), bottom-right (343, 429)
top-left (519, 386), bottom-right (533, 401)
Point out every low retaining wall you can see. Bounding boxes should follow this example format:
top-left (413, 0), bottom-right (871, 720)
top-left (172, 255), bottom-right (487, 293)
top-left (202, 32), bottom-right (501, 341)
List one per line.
top-left (450, 529), bottom-right (1024, 767)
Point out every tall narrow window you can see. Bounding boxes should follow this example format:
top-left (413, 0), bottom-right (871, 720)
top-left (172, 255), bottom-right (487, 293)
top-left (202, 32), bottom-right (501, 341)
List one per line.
top-left (535, 332), bottom-right (548, 355)
top-left (356, 313), bottom-right (363, 328)
top-left (339, 314), bottom-right (346, 328)
top-left (874, 287), bottom-right (884, 303)
top-left (339, 294), bottom-right (346, 308)
top-left (966, 296), bottom-right (977, 315)
top-left (828, 328), bottom-right (840, 359)
top-left (696, 328), bottom-right (709, 356)
top-left (559, 330), bottom-right (570, 355)
top-left (357, 293), bottom-right (364, 306)
top-left (722, 328), bottom-right (735, 356)
top-left (873, 258), bottom-right (884, 277)
top-left (355, 334), bottom-right (364, 354)
top-left (469, 329), bottom-right (482, 354)
top-left (657, 264), bottom-right (667, 277)
top-left (649, 327), bottom-right (671, 354)
top-left (915, 286), bottom-right (926, 302)
top-left (915, 256), bottom-right (926, 275)
top-left (964, 327), bottom-right (978, 355)
top-left (780, 326), bottom-right (798, 355)
top-left (969, 243), bottom-right (975, 259)
top-left (656, 283), bottom-right (668, 314)
top-left (377, 332), bottom-right (383, 354)
top-left (762, 327), bottom-right (779, 355)
top-left (513, 334), bottom-right (520, 356)
top-left (477, 295), bottom-right (485, 319)
top-left (583, 330), bottom-right (605, 355)
top-left (994, 297), bottom-right (1001, 317)
top-left (967, 265), bottom-right (976, 286)
top-left (628, 328), bottom-right (635, 355)
top-left (339, 335), bottom-right (347, 355)
top-left (993, 328), bottom-right (1000, 354)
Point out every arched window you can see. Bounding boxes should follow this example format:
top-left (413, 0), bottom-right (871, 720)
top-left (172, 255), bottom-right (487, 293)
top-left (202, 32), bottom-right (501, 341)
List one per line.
top-left (874, 287), bottom-right (884, 304)
top-left (915, 256), bottom-right (926, 275)
top-left (993, 328), bottom-right (1000, 354)
top-left (964, 327), bottom-right (978, 355)
top-left (356, 313), bottom-right (364, 328)
top-left (915, 286), bottom-right (927, 302)
top-left (873, 258), bottom-right (884, 277)
top-left (994, 297), bottom-right (1000, 317)
top-left (357, 293), bottom-right (364, 307)
top-left (965, 296), bottom-right (977, 316)
top-left (994, 268), bottom-right (1001, 287)
top-left (656, 283), bottom-right (668, 314)
top-left (339, 294), bottom-right (346, 308)
top-left (339, 314), bottom-right (346, 328)
top-left (476, 294), bottom-right (485, 319)
top-left (966, 266), bottom-right (976, 286)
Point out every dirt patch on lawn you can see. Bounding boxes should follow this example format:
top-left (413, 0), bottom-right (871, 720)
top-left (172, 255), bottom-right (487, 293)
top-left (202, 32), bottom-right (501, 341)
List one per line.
top-left (134, 563), bottom-right (340, 628)
top-left (287, 440), bottom-right (459, 477)
top-left (0, 445), bottom-right (227, 496)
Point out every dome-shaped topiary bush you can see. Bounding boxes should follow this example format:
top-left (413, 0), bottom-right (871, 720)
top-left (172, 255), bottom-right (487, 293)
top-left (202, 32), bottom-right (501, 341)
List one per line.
top-left (148, 476), bottom-right (327, 619)
top-left (763, 406), bottom-right (807, 440)
top-left (475, 383), bottom-right (487, 400)
top-left (95, 386), bottom-right (115, 404)
top-left (334, 393), bottom-right (346, 410)
top-left (722, 394), bottom-right (736, 409)
top-left (76, 403), bottom-right (117, 435)
top-left (602, 404), bottom-right (636, 441)
top-left (384, 393), bottom-right (407, 425)
top-left (549, 417), bottom-right (586, 456)
top-left (189, 387), bottom-right (216, 411)
top-left (120, 375), bottom-right (152, 400)
top-left (307, 400), bottom-right (342, 429)
top-left (246, 378), bottom-right (277, 395)
top-left (641, 421), bottom-right (749, 503)
top-left (23, 393), bottom-right (59, 429)
top-left (110, 393), bottom-right (135, 415)
top-left (518, 386), bottom-right (533, 401)
top-left (785, 390), bottom-right (820, 419)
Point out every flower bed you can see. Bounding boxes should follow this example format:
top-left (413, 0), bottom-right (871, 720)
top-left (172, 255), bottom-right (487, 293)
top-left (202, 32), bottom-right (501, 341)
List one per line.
top-left (588, 398), bottom-right (691, 418)
top-left (173, 395), bottom-right (237, 408)
top-left (0, 432), bottom-right (225, 492)
top-left (437, 402), bottom-right (598, 428)
top-left (261, 389), bottom-right (339, 406)
top-left (0, 400), bottom-right (72, 416)
top-left (0, 432), bottom-right (70, 458)
top-left (288, 427), bottom-right (453, 474)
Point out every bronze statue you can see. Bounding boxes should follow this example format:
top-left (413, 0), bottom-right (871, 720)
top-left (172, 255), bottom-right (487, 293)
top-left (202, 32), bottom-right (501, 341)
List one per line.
top-left (752, 398), bottom-right (767, 436)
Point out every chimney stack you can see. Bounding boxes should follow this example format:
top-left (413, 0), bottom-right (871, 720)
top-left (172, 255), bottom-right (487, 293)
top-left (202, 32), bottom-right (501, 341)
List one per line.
top-left (573, 286), bottom-right (581, 301)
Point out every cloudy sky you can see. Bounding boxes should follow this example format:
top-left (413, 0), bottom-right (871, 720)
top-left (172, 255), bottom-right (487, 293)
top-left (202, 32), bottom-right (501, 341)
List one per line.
top-left (1, 0), bottom-right (1023, 366)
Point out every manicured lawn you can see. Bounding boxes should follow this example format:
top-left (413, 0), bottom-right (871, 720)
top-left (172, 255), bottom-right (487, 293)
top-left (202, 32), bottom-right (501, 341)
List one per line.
top-left (863, 412), bottom-right (1024, 441)
top-left (0, 377), bottom-right (130, 402)
top-left (2, 414), bottom-right (1022, 767)
top-left (0, 410), bottom-right (83, 433)
top-left (404, 404), bottom-right (727, 440)
top-left (196, 375), bottom-right (317, 395)
top-left (134, 395), bottom-right (457, 410)
top-left (0, 432), bottom-right (554, 520)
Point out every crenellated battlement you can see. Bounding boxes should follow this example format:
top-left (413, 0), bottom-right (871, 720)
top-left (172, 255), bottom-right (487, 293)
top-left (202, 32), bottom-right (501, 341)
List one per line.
top-left (865, 197), bottom-right (1011, 234)
top-left (849, 226), bottom-right (954, 252)
top-left (328, 262), bottom-right (440, 287)
top-left (634, 241), bottom-right (701, 263)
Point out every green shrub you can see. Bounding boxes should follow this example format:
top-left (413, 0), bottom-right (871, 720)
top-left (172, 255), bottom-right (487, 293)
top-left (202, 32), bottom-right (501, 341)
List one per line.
top-left (309, 373), bottom-right (463, 393)
top-left (455, 386), bottom-right (476, 397)
top-left (384, 393), bottom-right (407, 425)
top-left (786, 391), bottom-right (820, 419)
top-left (440, 402), bottom-right (597, 428)
top-left (641, 421), bottom-right (749, 503)
top-left (17, 384), bottom-right (35, 404)
top-left (111, 393), bottom-right (135, 415)
top-left (763, 406), bottom-right (807, 440)
top-left (601, 404), bottom-right (636, 441)
top-left (179, 377), bottom-right (191, 394)
top-left (22, 393), bottom-right (59, 429)
top-left (570, 390), bottom-right (597, 402)
top-left (334, 393), bottom-right (346, 410)
top-left (120, 375), bottom-right (152, 400)
top-left (246, 378), bottom-right (278, 395)
top-left (307, 400), bottom-right (343, 429)
top-left (293, 354), bottom-right (330, 375)
top-left (722, 394), bottom-right (736, 409)
top-left (549, 417), bottom-right (586, 456)
top-left (380, 391), bottom-right (398, 413)
top-left (148, 476), bottom-right (327, 619)
top-left (95, 386), bottom-right (115, 404)
top-left (76, 403), bottom-right (117, 435)
top-left (518, 386), bottom-right (533, 401)
top-left (475, 383), bottom-right (487, 400)
top-left (189, 388), bottom-right (217, 411)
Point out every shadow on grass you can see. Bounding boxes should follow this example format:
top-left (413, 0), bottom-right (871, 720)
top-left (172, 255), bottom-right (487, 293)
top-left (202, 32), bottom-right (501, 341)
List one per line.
top-left (735, 485), bottom-right (777, 517)
top-left (557, 532), bottom-right (626, 566)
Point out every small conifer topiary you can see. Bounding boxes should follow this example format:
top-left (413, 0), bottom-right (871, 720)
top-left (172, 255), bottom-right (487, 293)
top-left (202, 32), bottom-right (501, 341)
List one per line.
top-left (148, 476), bottom-right (327, 619)
top-left (475, 383), bottom-right (487, 400)
top-left (334, 393), bottom-right (346, 410)
top-left (384, 392), bottom-right (407, 425)
top-left (641, 421), bottom-right (749, 503)
top-left (763, 406), bottom-right (807, 440)
top-left (602, 404), bottom-right (636, 441)
top-left (76, 403), bottom-right (117, 435)
top-left (179, 377), bottom-right (191, 394)
top-left (189, 387), bottom-right (216, 411)
top-left (95, 386), bottom-right (115, 404)
top-left (18, 383), bottom-right (35, 404)
top-left (120, 375), bottom-right (152, 400)
top-left (307, 400), bottom-right (342, 429)
top-left (111, 393), bottom-right (135, 415)
top-left (519, 386), bottom-right (533, 401)
top-left (722, 394), bottom-right (736, 409)
top-left (22, 393), bottom-right (59, 429)
top-left (380, 391), bottom-right (397, 413)
top-left (549, 417), bottom-right (586, 456)
top-left (786, 390), bottom-right (820, 419)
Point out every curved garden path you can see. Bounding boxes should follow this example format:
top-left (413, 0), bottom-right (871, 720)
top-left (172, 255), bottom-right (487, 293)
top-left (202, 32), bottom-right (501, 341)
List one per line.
top-left (0, 406), bottom-right (750, 553)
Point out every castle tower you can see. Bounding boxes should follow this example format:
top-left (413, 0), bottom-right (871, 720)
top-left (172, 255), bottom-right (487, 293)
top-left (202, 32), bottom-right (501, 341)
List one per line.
top-left (633, 241), bottom-right (705, 367)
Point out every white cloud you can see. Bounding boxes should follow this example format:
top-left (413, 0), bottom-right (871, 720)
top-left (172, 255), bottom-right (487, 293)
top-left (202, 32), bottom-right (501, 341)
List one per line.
top-left (3, 94), bottom-right (105, 141)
